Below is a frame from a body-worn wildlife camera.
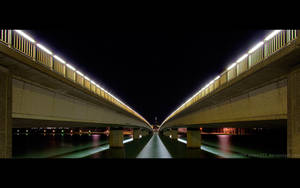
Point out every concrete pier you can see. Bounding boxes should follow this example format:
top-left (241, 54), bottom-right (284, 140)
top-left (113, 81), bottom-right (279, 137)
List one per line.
top-left (186, 128), bottom-right (201, 148)
top-left (0, 66), bottom-right (12, 158)
top-left (109, 128), bottom-right (124, 148)
top-left (133, 129), bottom-right (141, 139)
top-left (288, 66), bottom-right (300, 158)
top-left (171, 129), bottom-right (178, 139)
top-left (141, 130), bottom-right (148, 137)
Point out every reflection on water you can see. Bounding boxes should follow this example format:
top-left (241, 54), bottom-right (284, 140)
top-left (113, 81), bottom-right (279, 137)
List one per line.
top-left (218, 135), bottom-right (231, 154)
top-left (13, 130), bottom-right (287, 158)
top-left (178, 133), bottom-right (286, 158)
top-left (13, 134), bottom-right (109, 158)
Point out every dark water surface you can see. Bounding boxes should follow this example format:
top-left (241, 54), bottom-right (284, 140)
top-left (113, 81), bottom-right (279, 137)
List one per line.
top-left (12, 131), bottom-right (287, 158)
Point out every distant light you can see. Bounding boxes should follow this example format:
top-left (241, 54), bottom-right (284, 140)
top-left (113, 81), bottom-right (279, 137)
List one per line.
top-left (36, 43), bottom-right (53, 55)
top-left (76, 70), bottom-right (84, 76)
top-left (14, 30), bottom-right (36, 43)
top-left (264, 30), bottom-right (281, 41)
top-left (248, 41), bottom-right (264, 54)
top-left (227, 62), bottom-right (237, 70)
top-left (236, 53), bottom-right (248, 63)
top-left (66, 63), bottom-right (76, 71)
top-left (53, 55), bottom-right (66, 64)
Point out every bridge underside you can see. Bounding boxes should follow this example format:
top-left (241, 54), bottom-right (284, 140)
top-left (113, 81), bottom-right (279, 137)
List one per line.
top-left (164, 79), bottom-right (287, 129)
top-left (12, 118), bottom-right (143, 129)
top-left (11, 78), bottom-right (148, 129)
top-left (0, 49), bottom-right (149, 130)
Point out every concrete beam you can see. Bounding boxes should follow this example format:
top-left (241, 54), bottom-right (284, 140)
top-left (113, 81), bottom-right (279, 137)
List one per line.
top-left (187, 128), bottom-right (201, 149)
top-left (133, 128), bottom-right (141, 139)
top-left (0, 66), bottom-right (12, 158)
top-left (164, 79), bottom-right (287, 129)
top-left (141, 130), bottom-right (148, 137)
top-left (109, 128), bottom-right (124, 148)
top-left (171, 129), bottom-right (178, 139)
top-left (288, 66), bottom-right (300, 158)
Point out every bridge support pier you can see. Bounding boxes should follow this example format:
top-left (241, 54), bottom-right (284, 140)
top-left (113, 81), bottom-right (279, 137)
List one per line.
top-left (171, 129), bottom-right (178, 139)
top-left (288, 66), bottom-right (300, 158)
top-left (133, 128), bottom-right (141, 139)
top-left (163, 130), bottom-right (170, 137)
top-left (187, 128), bottom-right (201, 149)
top-left (109, 128), bottom-right (124, 148)
top-left (0, 66), bottom-right (12, 158)
top-left (141, 130), bottom-right (148, 137)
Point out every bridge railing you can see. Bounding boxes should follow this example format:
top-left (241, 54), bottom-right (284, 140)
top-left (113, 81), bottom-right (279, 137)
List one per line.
top-left (0, 30), bottom-right (150, 127)
top-left (162, 30), bottom-right (298, 125)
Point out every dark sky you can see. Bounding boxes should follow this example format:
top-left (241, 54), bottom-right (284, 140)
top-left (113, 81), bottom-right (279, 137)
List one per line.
top-left (26, 29), bottom-right (270, 125)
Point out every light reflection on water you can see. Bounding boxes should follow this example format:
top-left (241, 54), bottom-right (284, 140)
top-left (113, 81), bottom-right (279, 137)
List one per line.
top-left (178, 133), bottom-right (286, 158)
top-left (217, 135), bottom-right (231, 154)
top-left (13, 133), bottom-right (133, 158)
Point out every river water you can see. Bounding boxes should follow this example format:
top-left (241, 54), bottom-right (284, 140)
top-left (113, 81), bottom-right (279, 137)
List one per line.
top-left (12, 130), bottom-right (286, 158)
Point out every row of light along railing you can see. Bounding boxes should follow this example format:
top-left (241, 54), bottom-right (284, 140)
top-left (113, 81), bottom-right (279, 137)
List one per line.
top-left (0, 30), bottom-right (150, 127)
top-left (161, 30), bottom-right (298, 126)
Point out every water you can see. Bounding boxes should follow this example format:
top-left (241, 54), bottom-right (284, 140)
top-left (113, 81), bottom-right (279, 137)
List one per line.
top-left (12, 131), bottom-right (287, 158)
top-left (178, 134), bottom-right (286, 158)
top-left (13, 134), bottom-right (110, 158)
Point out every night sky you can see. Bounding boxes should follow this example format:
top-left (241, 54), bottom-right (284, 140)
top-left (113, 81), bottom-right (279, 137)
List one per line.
top-left (26, 29), bottom-right (270, 125)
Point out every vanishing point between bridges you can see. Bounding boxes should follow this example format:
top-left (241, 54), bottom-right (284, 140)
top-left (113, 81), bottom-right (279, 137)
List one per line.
top-left (1, 29), bottom-right (300, 158)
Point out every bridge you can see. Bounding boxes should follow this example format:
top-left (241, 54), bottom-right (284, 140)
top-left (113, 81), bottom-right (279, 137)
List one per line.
top-left (0, 30), bottom-right (152, 158)
top-left (159, 30), bottom-right (300, 158)
top-left (1, 30), bottom-right (300, 158)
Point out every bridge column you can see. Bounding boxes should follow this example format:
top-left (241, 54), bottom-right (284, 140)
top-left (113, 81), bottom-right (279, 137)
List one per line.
top-left (288, 66), bottom-right (300, 158)
top-left (141, 129), bottom-right (148, 137)
top-left (0, 66), bottom-right (12, 158)
top-left (133, 128), bottom-right (141, 139)
top-left (163, 129), bottom-right (170, 137)
top-left (187, 128), bottom-right (201, 148)
top-left (109, 128), bottom-right (123, 148)
top-left (171, 128), bottom-right (178, 139)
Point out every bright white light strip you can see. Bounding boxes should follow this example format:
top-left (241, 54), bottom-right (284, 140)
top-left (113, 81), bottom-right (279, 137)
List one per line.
top-left (227, 62), bottom-right (236, 70)
top-left (123, 138), bottom-right (133, 144)
top-left (264, 30), bottom-right (281, 41)
top-left (236, 53), bottom-right (248, 63)
top-left (36, 43), bottom-right (53, 55)
top-left (76, 71), bottom-right (84, 76)
top-left (84, 76), bottom-right (90, 81)
top-left (248, 41), bottom-right (264, 54)
top-left (66, 63), bottom-right (76, 71)
top-left (53, 55), bottom-right (66, 64)
top-left (14, 30), bottom-right (36, 43)
top-left (214, 75), bottom-right (220, 81)
top-left (178, 138), bottom-right (187, 144)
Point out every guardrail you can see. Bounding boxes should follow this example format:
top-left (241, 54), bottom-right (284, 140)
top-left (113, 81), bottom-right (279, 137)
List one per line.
top-left (161, 30), bottom-right (298, 126)
top-left (0, 30), bottom-right (150, 127)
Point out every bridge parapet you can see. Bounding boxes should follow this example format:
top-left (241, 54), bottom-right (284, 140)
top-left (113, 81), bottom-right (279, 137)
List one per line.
top-left (0, 30), bottom-right (150, 127)
top-left (161, 30), bottom-right (298, 127)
